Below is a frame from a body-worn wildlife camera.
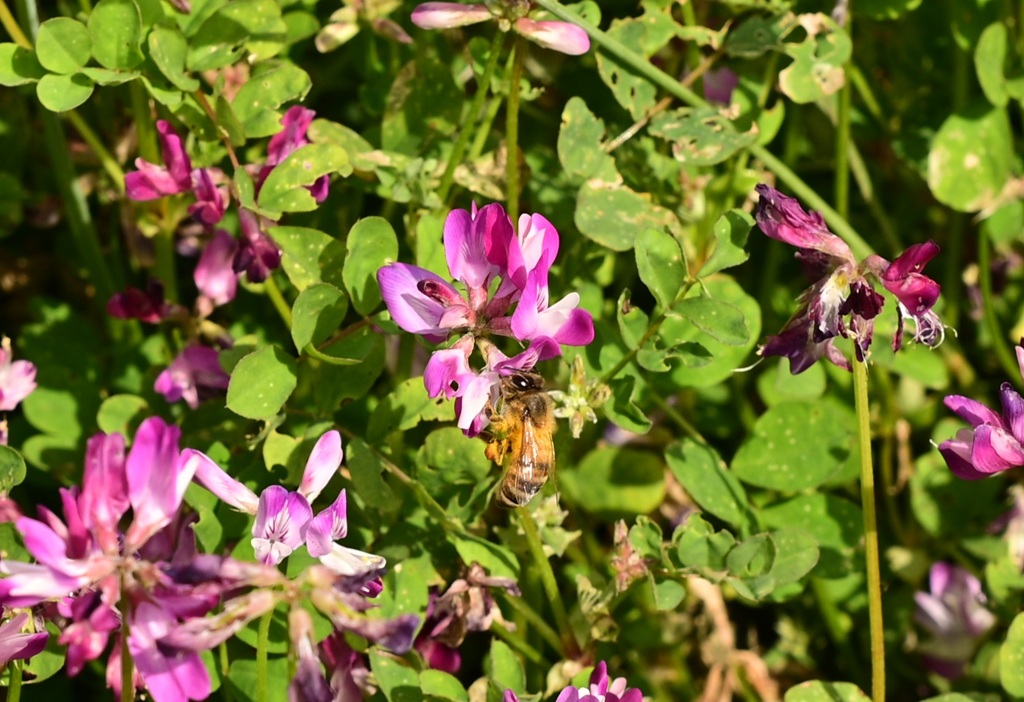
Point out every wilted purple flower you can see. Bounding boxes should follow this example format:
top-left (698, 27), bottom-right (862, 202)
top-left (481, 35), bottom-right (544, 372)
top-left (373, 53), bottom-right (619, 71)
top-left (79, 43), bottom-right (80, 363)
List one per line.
top-left (233, 209), bottom-right (282, 283)
top-left (378, 203), bottom-right (592, 435)
top-left (940, 343), bottom-right (1024, 479)
top-left (754, 184), bottom-right (943, 373)
top-left (107, 280), bottom-right (184, 324)
top-left (504, 661), bottom-right (642, 702)
top-left (155, 345), bottom-right (230, 409)
top-left (914, 562), bottom-right (995, 679)
top-left (411, 2), bottom-right (590, 55)
top-left (0, 337), bottom-right (36, 413)
top-left (185, 431), bottom-right (385, 586)
top-left (703, 67), bottom-right (739, 105)
top-left (259, 106), bottom-right (330, 205)
top-left (0, 612), bottom-right (48, 667)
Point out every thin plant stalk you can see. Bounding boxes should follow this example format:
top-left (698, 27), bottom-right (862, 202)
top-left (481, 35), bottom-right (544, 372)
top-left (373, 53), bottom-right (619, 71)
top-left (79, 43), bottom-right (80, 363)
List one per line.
top-left (498, 590), bottom-right (565, 657)
top-left (490, 620), bottom-right (546, 664)
top-left (505, 35), bottom-right (526, 223)
top-left (852, 358), bottom-right (885, 702)
top-left (264, 275), bottom-right (294, 329)
top-left (120, 590), bottom-right (134, 702)
top-left (532, 0), bottom-right (873, 260)
top-left (8, 660), bottom-right (22, 702)
top-left (978, 232), bottom-right (1020, 382)
top-left (515, 507), bottom-right (579, 657)
top-left (65, 111), bottom-right (126, 195)
top-left (438, 31), bottom-right (505, 204)
top-left (256, 608), bottom-right (273, 702)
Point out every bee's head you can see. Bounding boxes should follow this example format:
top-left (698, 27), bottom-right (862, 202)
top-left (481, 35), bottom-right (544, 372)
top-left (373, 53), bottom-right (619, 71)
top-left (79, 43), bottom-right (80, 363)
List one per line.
top-left (506, 372), bottom-right (542, 393)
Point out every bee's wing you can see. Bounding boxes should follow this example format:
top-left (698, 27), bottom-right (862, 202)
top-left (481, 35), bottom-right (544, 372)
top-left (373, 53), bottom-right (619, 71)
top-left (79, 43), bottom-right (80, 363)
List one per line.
top-left (512, 415), bottom-right (555, 488)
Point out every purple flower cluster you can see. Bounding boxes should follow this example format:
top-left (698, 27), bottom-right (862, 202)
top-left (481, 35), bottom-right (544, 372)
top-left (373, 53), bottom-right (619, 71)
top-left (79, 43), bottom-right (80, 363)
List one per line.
top-left (754, 185), bottom-right (944, 374)
top-left (411, 2), bottom-right (590, 56)
top-left (914, 562), bottom-right (994, 679)
top-left (504, 661), bottom-right (642, 702)
top-left (940, 342), bottom-right (1024, 479)
top-left (377, 203), bottom-right (594, 435)
top-left (0, 417), bottom-right (412, 701)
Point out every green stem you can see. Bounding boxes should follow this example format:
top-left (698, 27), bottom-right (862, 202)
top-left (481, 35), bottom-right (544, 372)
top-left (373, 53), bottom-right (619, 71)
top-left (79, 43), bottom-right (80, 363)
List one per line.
top-left (256, 609), bottom-right (272, 702)
top-left (647, 388), bottom-right (707, 444)
top-left (0, 0), bottom-right (30, 48)
top-left (468, 93), bottom-right (503, 161)
top-left (852, 359), bottom-right (885, 702)
top-left (154, 217), bottom-right (179, 303)
top-left (516, 507), bottom-right (579, 657)
top-left (834, 76), bottom-right (851, 220)
top-left (532, 0), bottom-right (873, 260)
top-left (8, 660), bottom-right (22, 702)
top-left (978, 232), bottom-right (1020, 381)
top-left (505, 35), bottom-right (526, 223)
top-left (264, 275), bottom-right (294, 329)
top-left (121, 596), bottom-right (134, 702)
top-left (438, 31), bottom-right (505, 204)
top-left (16, 0), bottom-right (117, 313)
top-left (490, 620), bottom-right (545, 664)
top-left (498, 592), bottom-right (565, 657)
top-left (65, 111), bottom-right (126, 194)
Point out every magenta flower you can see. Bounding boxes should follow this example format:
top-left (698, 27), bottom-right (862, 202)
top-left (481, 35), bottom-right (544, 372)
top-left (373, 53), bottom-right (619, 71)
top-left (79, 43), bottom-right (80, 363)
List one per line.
top-left (0, 417), bottom-right (215, 701)
top-left (914, 562), bottom-right (995, 679)
top-left (125, 121), bottom-right (193, 200)
top-left (185, 431), bottom-right (386, 583)
top-left (0, 337), bottom-right (36, 413)
top-left (378, 203), bottom-right (592, 434)
top-left (107, 280), bottom-right (184, 324)
top-left (754, 184), bottom-right (943, 373)
top-left (258, 106), bottom-right (330, 204)
top-left (411, 2), bottom-right (590, 55)
top-left (940, 343), bottom-right (1024, 479)
top-left (0, 612), bottom-right (48, 667)
top-left (154, 345), bottom-right (230, 409)
top-left (193, 229), bottom-right (239, 312)
top-left (232, 209), bottom-right (282, 283)
top-left (504, 661), bottom-right (642, 702)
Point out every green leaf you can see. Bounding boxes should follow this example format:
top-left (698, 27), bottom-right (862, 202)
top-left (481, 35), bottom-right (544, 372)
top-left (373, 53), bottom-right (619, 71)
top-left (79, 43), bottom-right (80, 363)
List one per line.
top-left (616, 289), bottom-right (650, 350)
top-left (783, 681), bottom-right (869, 702)
top-left (367, 378), bottom-right (453, 443)
top-left (227, 656), bottom-right (289, 700)
top-left (605, 376), bottom-right (652, 434)
top-left (666, 440), bottom-right (752, 532)
top-left (667, 276), bottom-right (761, 388)
top-left (560, 446), bottom-right (665, 518)
top-left (381, 56), bottom-right (461, 154)
top-left (290, 283), bottom-right (348, 351)
top-left (226, 345), bottom-right (297, 419)
top-left (97, 394), bottom-right (149, 435)
top-left (778, 14), bottom-right (852, 104)
top-left (675, 515), bottom-right (735, 573)
top-left (726, 533), bottom-right (775, 579)
top-left (273, 225), bottom-right (346, 290)
top-left (648, 107), bottom-right (758, 165)
top-left (757, 358), bottom-right (827, 406)
top-left (768, 529), bottom-right (820, 589)
top-left (576, 181), bottom-right (679, 251)
top-left (725, 13), bottom-right (791, 58)
top-left (79, 66), bottom-right (138, 85)
top-left (36, 18), bottom-right (91, 74)
top-left (185, 0), bottom-right (287, 71)
top-left (231, 61), bottom-right (312, 138)
top-left (371, 650), bottom-right (422, 702)
top-left (699, 209), bottom-right (752, 277)
top-left (258, 143), bottom-right (350, 216)
top-left (1001, 611), bottom-right (1024, 695)
top-left (0, 445), bottom-right (27, 492)
top-left (36, 73), bottom-right (95, 112)
top-left (88, 0), bottom-right (144, 70)
top-left (975, 23), bottom-right (1011, 108)
top-left (732, 400), bottom-right (853, 491)
top-left (596, 19), bottom-right (658, 119)
top-left (928, 103), bottom-right (1013, 212)
top-left (420, 670), bottom-right (468, 702)
top-left (215, 94), bottom-right (246, 146)
top-left (343, 216), bottom-right (397, 315)
top-left (675, 296), bottom-right (749, 346)
top-left (345, 437), bottom-right (396, 511)
top-left (856, 0), bottom-right (922, 19)
top-left (308, 326), bottom-right (385, 411)
top-left (762, 494), bottom-right (861, 579)
top-left (635, 228), bottom-right (686, 310)
top-left (557, 96), bottom-right (618, 183)
top-left (451, 533), bottom-right (519, 579)
top-left (487, 640), bottom-right (525, 695)
top-left (0, 44), bottom-right (46, 86)
top-left (650, 576), bottom-right (686, 610)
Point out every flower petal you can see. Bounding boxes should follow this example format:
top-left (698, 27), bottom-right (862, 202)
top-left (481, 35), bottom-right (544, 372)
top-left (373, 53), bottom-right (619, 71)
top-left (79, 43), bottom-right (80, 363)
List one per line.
top-left (183, 448), bottom-right (260, 514)
top-left (377, 263), bottom-right (467, 341)
top-left (970, 424), bottom-right (1024, 475)
top-left (194, 230), bottom-right (239, 307)
top-left (515, 18), bottom-right (590, 55)
top-left (411, 2), bottom-right (491, 29)
top-left (125, 418), bottom-right (192, 549)
top-left (298, 430), bottom-right (343, 503)
top-left (943, 394), bottom-right (1005, 429)
top-left (754, 185), bottom-right (854, 261)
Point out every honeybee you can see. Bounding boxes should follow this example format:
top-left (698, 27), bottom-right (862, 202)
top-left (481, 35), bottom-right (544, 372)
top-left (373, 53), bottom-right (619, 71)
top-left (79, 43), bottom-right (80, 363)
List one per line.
top-left (485, 372), bottom-right (556, 508)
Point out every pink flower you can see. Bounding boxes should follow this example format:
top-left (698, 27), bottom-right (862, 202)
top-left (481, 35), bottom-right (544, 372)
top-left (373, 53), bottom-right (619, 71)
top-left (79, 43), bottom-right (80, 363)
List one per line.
top-left (411, 2), bottom-right (590, 55)
top-left (125, 121), bottom-right (194, 201)
top-left (258, 106), bottom-right (330, 204)
top-left (0, 337), bottom-right (36, 413)
top-left (155, 345), bottom-right (230, 409)
top-left (128, 601), bottom-right (211, 702)
top-left (914, 562), bottom-right (995, 679)
top-left (232, 210), bottom-right (281, 283)
top-left (505, 661), bottom-right (642, 702)
top-left (0, 612), bottom-right (48, 667)
top-left (194, 229), bottom-right (239, 311)
top-left (940, 343), bottom-right (1024, 479)
top-left (185, 432), bottom-right (386, 587)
